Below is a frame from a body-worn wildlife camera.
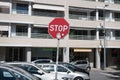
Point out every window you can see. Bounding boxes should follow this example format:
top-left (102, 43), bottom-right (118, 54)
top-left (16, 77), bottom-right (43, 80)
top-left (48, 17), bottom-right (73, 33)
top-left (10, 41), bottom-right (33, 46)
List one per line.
top-left (0, 68), bottom-right (15, 80)
top-left (16, 3), bottom-right (28, 14)
top-left (31, 27), bottom-right (49, 38)
top-left (115, 30), bottom-right (120, 39)
top-left (42, 65), bottom-right (54, 72)
top-left (16, 25), bottom-right (28, 36)
top-left (12, 72), bottom-right (30, 80)
top-left (0, 31), bottom-right (8, 37)
top-left (57, 66), bottom-right (68, 72)
top-left (33, 9), bottom-right (64, 17)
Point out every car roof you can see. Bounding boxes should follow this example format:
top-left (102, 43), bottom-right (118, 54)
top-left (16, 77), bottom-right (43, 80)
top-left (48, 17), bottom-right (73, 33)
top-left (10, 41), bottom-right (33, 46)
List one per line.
top-left (5, 62), bottom-right (49, 73)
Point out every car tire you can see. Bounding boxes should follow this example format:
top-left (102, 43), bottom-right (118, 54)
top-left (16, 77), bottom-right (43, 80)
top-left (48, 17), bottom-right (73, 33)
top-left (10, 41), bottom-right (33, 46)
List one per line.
top-left (74, 77), bottom-right (83, 80)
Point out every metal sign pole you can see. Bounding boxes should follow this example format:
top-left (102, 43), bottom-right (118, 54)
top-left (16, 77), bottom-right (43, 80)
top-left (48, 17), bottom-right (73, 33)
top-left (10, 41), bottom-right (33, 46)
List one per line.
top-left (55, 33), bottom-right (60, 80)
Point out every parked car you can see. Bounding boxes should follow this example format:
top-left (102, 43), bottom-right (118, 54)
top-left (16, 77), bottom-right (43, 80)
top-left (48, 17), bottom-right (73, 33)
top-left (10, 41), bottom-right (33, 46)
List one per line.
top-left (32, 59), bottom-right (53, 64)
top-left (0, 64), bottom-right (41, 80)
top-left (70, 60), bottom-right (91, 72)
top-left (58, 62), bottom-right (89, 75)
top-left (6, 62), bottom-right (71, 80)
top-left (36, 63), bottom-right (90, 80)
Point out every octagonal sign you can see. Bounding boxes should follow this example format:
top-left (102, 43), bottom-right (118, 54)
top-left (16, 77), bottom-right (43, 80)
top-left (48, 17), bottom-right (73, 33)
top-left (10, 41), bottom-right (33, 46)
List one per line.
top-left (48, 18), bottom-right (70, 39)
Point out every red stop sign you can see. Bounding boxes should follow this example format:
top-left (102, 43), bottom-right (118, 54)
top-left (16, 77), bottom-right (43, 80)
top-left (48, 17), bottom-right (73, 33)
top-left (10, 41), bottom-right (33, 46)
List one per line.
top-left (48, 18), bottom-right (70, 39)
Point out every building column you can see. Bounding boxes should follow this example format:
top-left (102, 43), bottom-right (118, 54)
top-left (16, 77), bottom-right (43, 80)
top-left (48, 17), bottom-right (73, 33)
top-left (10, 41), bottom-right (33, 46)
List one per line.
top-left (26, 47), bottom-right (31, 62)
top-left (96, 0), bottom-right (98, 2)
top-left (63, 47), bottom-right (69, 63)
top-left (28, 24), bottom-right (31, 38)
top-left (95, 48), bottom-right (101, 69)
top-left (110, 30), bottom-right (114, 40)
top-left (96, 9), bottom-right (99, 21)
top-left (109, 11), bottom-right (113, 21)
top-left (28, 2), bottom-right (32, 16)
top-left (96, 28), bottom-right (99, 40)
top-left (8, 23), bottom-right (11, 38)
top-left (9, 0), bottom-right (12, 14)
top-left (64, 0), bottom-right (69, 19)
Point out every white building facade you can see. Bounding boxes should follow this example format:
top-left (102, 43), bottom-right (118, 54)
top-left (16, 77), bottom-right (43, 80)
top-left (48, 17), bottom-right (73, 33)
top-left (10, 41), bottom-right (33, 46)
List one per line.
top-left (0, 0), bottom-right (120, 69)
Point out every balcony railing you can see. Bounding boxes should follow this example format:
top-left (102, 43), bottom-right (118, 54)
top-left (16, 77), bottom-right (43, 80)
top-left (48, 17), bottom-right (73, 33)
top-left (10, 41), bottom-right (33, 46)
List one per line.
top-left (33, 11), bottom-right (64, 17)
top-left (16, 10), bottom-right (28, 14)
top-left (114, 18), bottom-right (120, 22)
top-left (69, 35), bottom-right (96, 40)
top-left (31, 33), bottom-right (52, 39)
top-left (115, 36), bottom-right (120, 40)
top-left (69, 14), bottom-right (96, 21)
top-left (114, 0), bottom-right (120, 4)
top-left (16, 33), bottom-right (28, 36)
top-left (85, 0), bottom-right (96, 1)
top-left (99, 17), bottom-right (104, 20)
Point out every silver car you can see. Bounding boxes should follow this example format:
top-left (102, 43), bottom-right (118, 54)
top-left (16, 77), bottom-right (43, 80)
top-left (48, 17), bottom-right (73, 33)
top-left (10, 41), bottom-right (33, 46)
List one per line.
top-left (6, 62), bottom-right (71, 80)
top-left (36, 63), bottom-right (90, 80)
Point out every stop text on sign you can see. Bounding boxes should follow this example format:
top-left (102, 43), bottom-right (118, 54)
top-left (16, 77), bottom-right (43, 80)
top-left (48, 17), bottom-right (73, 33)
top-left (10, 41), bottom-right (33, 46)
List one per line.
top-left (49, 25), bottom-right (68, 32)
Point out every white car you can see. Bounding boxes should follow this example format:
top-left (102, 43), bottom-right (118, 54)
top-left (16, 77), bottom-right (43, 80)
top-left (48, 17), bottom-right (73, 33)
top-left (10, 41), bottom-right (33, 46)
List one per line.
top-left (6, 62), bottom-right (72, 80)
top-left (36, 63), bottom-right (90, 80)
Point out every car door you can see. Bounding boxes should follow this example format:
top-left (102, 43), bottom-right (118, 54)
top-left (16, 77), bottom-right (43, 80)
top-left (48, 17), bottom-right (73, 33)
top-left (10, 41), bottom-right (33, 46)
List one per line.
top-left (55, 65), bottom-right (70, 75)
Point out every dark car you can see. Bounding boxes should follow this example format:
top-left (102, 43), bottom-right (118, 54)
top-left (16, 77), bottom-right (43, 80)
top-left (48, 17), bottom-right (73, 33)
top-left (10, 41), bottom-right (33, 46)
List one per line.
top-left (58, 62), bottom-right (90, 76)
top-left (0, 64), bottom-right (41, 80)
top-left (70, 60), bottom-right (91, 72)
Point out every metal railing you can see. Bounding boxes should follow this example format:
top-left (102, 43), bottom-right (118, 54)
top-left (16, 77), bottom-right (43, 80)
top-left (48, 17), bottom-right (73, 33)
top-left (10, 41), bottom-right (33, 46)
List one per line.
top-left (16, 10), bottom-right (28, 14)
top-left (33, 11), bottom-right (64, 17)
top-left (13, 33), bottom-right (120, 40)
top-left (115, 37), bottom-right (120, 40)
top-left (114, 18), bottom-right (120, 22)
top-left (16, 33), bottom-right (28, 36)
top-left (69, 35), bottom-right (96, 40)
top-left (114, 0), bottom-right (120, 4)
top-left (31, 33), bottom-right (52, 39)
top-left (69, 14), bottom-right (96, 21)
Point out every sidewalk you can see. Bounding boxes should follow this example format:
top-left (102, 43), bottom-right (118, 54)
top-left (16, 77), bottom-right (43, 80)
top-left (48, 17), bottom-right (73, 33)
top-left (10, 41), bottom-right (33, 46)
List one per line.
top-left (91, 67), bottom-right (120, 79)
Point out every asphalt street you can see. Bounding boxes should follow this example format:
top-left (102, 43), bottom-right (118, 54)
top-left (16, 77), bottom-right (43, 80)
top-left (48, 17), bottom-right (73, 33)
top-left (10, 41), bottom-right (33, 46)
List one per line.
top-left (90, 68), bottom-right (120, 80)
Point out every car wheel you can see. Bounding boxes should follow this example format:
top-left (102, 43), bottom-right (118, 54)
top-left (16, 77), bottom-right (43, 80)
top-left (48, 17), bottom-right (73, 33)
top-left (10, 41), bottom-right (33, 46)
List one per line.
top-left (74, 77), bottom-right (83, 80)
